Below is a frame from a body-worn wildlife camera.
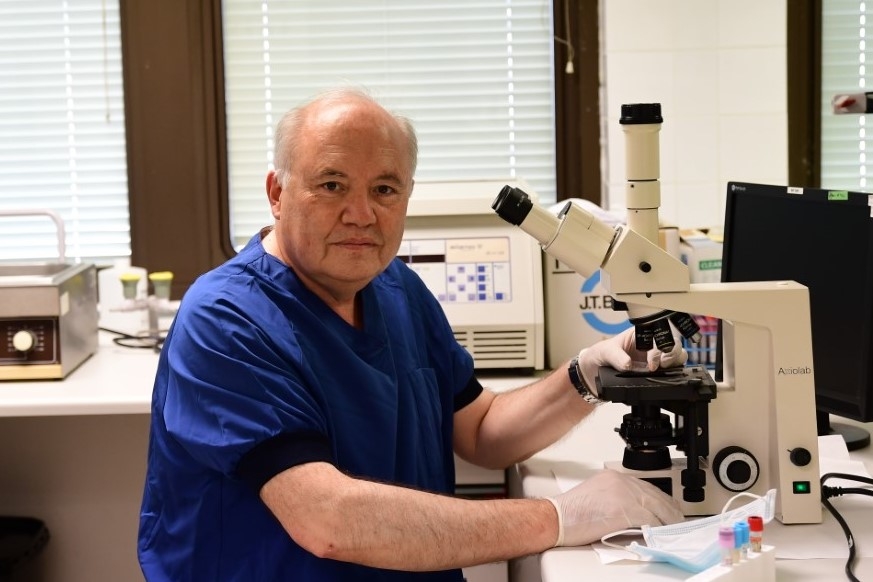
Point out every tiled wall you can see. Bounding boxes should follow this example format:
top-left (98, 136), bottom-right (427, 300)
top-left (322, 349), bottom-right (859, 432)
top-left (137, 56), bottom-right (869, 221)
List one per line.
top-left (602, 0), bottom-right (788, 229)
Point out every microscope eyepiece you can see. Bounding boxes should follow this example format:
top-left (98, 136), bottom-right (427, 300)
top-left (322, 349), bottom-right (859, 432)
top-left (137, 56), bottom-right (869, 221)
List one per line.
top-left (492, 185), bottom-right (533, 226)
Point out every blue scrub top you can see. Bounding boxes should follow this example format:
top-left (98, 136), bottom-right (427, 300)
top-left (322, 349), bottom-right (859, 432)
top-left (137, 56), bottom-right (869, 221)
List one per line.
top-left (138, 234), bottom-right (480, 581)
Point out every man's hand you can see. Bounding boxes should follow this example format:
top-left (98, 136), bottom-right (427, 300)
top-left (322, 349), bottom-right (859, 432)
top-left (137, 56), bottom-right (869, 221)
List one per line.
top-left (577, 326), bottom-right (688, 396)
top-left (545, 470), bottom-right (684, 546)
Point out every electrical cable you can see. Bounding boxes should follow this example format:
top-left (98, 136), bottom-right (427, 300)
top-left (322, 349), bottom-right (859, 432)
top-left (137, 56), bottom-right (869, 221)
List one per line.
top-left (99, 326), bottom-right (166, 352)
top-left (821, 471), bottom-right (873, 581)
top-left (553, 0), bottom-right (575, 74)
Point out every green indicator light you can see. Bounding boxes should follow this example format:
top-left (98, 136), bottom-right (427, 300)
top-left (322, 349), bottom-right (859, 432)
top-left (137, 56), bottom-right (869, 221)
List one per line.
top-left (828, 191), bottom-right (849, 201)
top-left (793, 481), bottom-right (811, 494)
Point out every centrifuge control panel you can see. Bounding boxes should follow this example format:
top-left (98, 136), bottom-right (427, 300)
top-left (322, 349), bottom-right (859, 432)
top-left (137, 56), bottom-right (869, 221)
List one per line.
top-left (397, 237), bottom-right (512, 304)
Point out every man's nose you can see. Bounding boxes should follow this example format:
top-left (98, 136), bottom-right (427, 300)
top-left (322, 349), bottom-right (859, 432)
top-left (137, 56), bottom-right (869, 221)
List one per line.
top-left (342, 188), bottom-right (377, 225)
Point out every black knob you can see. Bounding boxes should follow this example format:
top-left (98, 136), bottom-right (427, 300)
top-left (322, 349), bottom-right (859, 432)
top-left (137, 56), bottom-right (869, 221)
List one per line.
top-left (713, 446), bottom-right (759, 492)
top-left (726, 460), bottom-right (752, 484)
top-left (681, 468), bottom-right (706, 503)
top-left (639, 261), bottom-right (652, 273)
top-left (789, 448), bottom-right (812, 467)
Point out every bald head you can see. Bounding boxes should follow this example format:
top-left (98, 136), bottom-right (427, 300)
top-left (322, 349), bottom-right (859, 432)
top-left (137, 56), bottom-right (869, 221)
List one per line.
top-left (273, 89), bottom-right (418, 187)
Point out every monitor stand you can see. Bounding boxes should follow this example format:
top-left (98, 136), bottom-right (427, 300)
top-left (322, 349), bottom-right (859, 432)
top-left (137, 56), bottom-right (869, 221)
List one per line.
top-left (817, 410), bottom-right (871, 451)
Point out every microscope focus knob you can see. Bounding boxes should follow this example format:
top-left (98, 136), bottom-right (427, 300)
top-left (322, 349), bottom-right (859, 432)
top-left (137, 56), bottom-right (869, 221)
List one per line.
top-left (713, 446), bottom-right (759, 492)
top-left (789, 447), bottom-right (813, 467)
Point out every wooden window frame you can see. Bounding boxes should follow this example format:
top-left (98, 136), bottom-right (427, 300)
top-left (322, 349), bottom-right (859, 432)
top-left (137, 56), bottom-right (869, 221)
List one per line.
top-left (120, 0), bottom-right (598, 296)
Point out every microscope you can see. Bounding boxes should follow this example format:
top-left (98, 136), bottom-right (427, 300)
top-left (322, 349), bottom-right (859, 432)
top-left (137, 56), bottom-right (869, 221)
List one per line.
top-left (492, 103), bottom-right (822, 524)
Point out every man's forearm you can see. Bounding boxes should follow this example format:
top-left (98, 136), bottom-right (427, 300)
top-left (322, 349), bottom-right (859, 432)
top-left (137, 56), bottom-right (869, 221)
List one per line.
top-left (463, 364), bottom-right (594, 469)
top-left (262, 463), bottom-right (558, 571)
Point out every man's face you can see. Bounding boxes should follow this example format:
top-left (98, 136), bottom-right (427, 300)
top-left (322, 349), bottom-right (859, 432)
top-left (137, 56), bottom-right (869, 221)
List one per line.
top-left (267, 100), bottom-right (413, 303)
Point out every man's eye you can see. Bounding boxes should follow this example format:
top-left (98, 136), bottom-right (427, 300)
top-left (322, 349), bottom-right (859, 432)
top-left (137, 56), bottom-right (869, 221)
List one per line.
top-left (322, 182), bottom-right (341, 192)
top-left (375, 185), bottom-right (397, 196)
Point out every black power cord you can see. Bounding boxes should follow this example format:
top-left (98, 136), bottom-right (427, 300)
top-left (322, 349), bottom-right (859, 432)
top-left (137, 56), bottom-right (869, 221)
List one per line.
top-left (821, 471), bottom-right (873, 581)
top-left (99, 326), bottom-right (166, 352)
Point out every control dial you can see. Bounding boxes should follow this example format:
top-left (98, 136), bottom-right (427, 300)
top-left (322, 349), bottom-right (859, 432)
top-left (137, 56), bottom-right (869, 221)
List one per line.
top-left (11, 330), bottom-right (36, 353)
top-left (789, 447), bottom-right (813, 467)
top-left (713, 445), bottom-right (760, 492)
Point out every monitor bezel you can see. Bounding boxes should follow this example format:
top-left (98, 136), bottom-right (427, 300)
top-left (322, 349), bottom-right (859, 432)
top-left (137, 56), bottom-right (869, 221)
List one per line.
top-left (720, 181), bottom-right (873, 423)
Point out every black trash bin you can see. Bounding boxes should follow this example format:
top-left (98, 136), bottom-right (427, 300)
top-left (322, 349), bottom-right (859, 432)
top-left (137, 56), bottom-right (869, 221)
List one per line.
top-left (0, 517), bottom-right (49, 581)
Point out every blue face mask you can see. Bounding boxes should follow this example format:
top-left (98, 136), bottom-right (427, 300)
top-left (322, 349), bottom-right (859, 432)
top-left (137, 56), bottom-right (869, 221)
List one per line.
top-left (600, 489), bottom-right (776, 573)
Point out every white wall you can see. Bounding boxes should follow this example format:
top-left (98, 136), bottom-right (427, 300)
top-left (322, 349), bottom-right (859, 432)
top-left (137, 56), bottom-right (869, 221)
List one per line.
top-left (602, 0), bottom-right (788, 229)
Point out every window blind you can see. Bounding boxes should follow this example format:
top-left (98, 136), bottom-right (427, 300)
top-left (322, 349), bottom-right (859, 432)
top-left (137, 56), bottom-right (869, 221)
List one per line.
top-left (0, 0), bottom-right (128, 263)
top-left (222, 0), bottom-right (556, 248)
top-left (821, 1), bottom-right (873, 191)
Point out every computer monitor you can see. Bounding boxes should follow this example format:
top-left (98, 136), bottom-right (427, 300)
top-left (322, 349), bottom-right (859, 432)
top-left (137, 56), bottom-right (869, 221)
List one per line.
top-left (719, 181), bottom-right (873, 450)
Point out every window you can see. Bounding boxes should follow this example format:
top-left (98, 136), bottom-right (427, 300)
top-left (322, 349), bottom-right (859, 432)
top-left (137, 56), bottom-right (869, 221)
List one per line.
top-left (221, 0), bottom-right (556, 249)
top-left (0, 0), bottom-right (128, 263)
top-left (821, 1), bottom-right (873, 190)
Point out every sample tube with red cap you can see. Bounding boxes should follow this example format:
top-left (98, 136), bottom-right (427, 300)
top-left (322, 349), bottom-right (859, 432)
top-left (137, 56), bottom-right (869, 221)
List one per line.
top-left (748, 515), bottom-right (764, 552)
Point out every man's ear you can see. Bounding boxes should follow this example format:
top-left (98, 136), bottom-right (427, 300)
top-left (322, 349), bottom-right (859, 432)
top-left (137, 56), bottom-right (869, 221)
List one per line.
top-left (266, 171), bottom-right (282, 218)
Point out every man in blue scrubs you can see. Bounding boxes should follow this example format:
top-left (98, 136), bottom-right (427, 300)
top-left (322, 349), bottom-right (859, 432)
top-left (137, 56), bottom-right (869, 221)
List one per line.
top-left (138, 88), bottom-right (685, 581)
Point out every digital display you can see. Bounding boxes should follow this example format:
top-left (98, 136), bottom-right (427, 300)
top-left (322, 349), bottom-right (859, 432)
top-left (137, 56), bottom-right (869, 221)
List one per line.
top-left (397, 237), bottom-right (512, 303)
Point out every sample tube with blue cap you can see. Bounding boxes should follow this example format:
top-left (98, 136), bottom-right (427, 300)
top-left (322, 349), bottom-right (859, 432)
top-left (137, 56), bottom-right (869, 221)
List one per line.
top-left (735, 520), bottom-right (750, 558)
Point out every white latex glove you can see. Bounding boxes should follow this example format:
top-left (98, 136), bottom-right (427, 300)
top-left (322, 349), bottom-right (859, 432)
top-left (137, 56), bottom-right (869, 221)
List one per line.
top-left (577, 326), bottom-right (688, 396)
top-left (545, 469), bottom-right (685, 547)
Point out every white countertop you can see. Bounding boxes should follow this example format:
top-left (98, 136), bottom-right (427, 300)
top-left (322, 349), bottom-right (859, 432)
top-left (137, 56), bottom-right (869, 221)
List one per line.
top-left (0, 338), bottom-right (538, 493)
top-left (11, 341), bottom-right (873, 581)
top-left (0, 333), bottom-right (540, 419)
top-left (511, 402), bottom-right (873, 581)
top-left (0, 332), bottom-right (158, 417)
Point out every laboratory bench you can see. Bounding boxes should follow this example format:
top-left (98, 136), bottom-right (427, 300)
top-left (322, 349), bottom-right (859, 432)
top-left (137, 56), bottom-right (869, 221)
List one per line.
top-left (0, 334), bottom-right (155, 582)
top-left (7, 336), bottom-right (873, 582)
top-left (508, 401), bottom-right (873, 582)
top-left (0, 333), bottom-right (527, 582)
